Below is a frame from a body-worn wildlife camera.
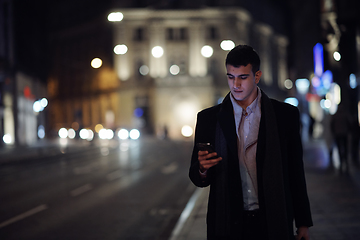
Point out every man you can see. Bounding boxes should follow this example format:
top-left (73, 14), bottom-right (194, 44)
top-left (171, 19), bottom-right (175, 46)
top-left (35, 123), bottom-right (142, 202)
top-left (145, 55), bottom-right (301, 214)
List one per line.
top-left (189, 45), bottom-right (313, 240)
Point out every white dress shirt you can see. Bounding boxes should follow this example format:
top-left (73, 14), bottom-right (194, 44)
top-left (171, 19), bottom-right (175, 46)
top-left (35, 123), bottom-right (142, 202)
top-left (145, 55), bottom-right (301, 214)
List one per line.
top-left (230, 88), bottom-right (262, 210)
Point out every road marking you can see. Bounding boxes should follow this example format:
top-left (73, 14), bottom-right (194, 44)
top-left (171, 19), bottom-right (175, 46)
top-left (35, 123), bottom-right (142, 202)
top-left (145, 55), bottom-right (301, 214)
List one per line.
top-left (0, 204), bottom-right (48, 228)
top-left (73, 163), bottom-right (96, 175)
top-left (106, 170), bottom-right (123, 181)
top-left (70, 184), bottom-right (93, 197)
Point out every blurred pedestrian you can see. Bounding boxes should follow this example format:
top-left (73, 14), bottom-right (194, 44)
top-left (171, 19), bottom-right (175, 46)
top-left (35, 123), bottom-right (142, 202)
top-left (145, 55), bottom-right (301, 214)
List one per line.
top-left (308, 115), bottom-right (315, 139)
top-left (189, 45), bottom-right (313, 240)
top-left (351, 120), bottom-right (360, 167)
top-left (350, 114), bottom-right (360, 167)
top-left (330, 105), bottom-right (351, 173)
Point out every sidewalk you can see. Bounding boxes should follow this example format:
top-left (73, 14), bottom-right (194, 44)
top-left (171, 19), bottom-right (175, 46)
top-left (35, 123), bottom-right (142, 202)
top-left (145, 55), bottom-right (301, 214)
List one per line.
top-left (171, 139), bottom-right (360, 240)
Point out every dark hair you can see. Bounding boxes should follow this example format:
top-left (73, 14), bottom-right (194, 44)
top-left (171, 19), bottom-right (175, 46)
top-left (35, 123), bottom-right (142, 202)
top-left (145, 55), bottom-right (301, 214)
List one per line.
top-left (225, 45), bottom-right (260, 74)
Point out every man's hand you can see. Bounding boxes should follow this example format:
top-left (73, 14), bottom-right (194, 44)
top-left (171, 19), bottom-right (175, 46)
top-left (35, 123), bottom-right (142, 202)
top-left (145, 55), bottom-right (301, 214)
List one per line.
top-left (198, 150), bottom-right (222, 173)
top-left (295, 226), bottom-right (310, 240)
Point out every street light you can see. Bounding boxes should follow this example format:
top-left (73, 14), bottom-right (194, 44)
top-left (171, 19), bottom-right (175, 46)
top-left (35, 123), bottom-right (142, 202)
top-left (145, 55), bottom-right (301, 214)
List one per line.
top-left (91, 58), bottom-right (102, 68)
top-left (151, 46), bottom-right (164, 58)
top-left (114, 44), bottom-right (128, 55)
top-left (220, 40), bottom-right (235, 51)
top-left (201, 45), bottom-right (213, 58)
top-left (107, 12), bottom-right (123, 22)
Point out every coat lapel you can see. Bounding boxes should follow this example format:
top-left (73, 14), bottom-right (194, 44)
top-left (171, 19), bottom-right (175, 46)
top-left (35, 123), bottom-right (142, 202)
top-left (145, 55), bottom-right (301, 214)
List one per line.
top-left (258, 91), bottom-right (289, 240)
top-left (217, 93), bottom-right (238, 158)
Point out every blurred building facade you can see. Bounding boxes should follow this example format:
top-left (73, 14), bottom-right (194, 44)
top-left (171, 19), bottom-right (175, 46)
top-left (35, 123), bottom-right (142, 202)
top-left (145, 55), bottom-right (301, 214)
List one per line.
top-left (47, 16), bottom-right (115, 139)
top-left (109, 7), bottom-right (289, 139)
top-left (0, 0), bottom-right (48, 146)
top-left (44, 1), bottom-right (291, 140)
top-left (5, 0), bottom-right (359, 144)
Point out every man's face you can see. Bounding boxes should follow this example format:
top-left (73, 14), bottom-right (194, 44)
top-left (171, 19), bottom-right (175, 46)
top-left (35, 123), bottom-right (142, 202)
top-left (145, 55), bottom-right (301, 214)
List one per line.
top-left (226, 64), bottom-right (262, 108)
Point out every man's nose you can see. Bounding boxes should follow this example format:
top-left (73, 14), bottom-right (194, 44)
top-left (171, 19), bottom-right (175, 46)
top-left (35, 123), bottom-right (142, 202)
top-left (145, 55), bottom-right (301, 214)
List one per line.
top-left (234, 78), bottom-right (241, 88)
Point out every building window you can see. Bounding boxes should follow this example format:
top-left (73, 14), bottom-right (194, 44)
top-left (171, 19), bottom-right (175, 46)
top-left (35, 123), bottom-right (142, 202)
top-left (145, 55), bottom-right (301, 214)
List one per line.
top-left (134, 27), bottom-right (145, 41)
top-left (167, 28), bottom-right (188, 41)
top-left (179, 60), bottom-right (187, 75)
top-left (179, 28), bottom-right (187, 40)
top-left (208, 26), bottom-right (218, 40)
top-left (167, 28), bottom-right (175, 40)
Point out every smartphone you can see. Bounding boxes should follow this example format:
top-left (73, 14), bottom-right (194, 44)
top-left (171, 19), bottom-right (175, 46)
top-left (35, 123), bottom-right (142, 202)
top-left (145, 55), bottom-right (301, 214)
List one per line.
top-left (196, 143), bottom-right (215, 153)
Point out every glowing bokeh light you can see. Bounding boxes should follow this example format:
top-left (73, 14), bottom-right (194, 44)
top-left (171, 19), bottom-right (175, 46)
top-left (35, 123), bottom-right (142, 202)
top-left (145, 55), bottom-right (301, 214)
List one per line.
top-left (324, 83), bottom-right (341, 115)
top-left (40, 98), bottom-right (48, 108)
top-left (333, 51), bottom-right (341, 61)
top-left (350, 73), bottom-right (357, 89)
top-left (152, 46), bottom-right (164, 58)
top-left (107, 12), bottom-right (123, 22)
top-left (220, 40), bottom-right (235, 51)
top-left (170, 65), bottom-right (180, 75)
top-left (324, 99), bottom-right (332, 109)
top-left (129, 129), bottom-right (140, 140)
top-left (68, 128), bottom-right (76, 139)
top-left (139, 65), bottom-right (149, 75)
top-left (87, 129), bottom-right (94, 141)
top-left (201, 45), bottom-right (213, 58)
top-left (295, 78), bottom-right (310, 94)
top-left (114, 44), bottom-right (128, 55)
top-left (284, 98), bottom-right (299, 107)
top-left (311, 76), bottom-right (321, 88)
top-left (134, 108), bottom-right (144, 117)
top-left (99, 129), bottom-right (107, 140)
top-left (33, 101), bottom-right (42, 112)
top-left (91, 58), bottom-right (102, 68)
top-left (99, 129), bottom-right (114, 140)
top-left (284, 79), bottom-right (293, 89)
top-left (58, 128), bottom-right (68, 138)
top-left (95, 124), bottom-right (103, 133)
top-left (106, 129), bottom-right (114, 139)
top-left (322, 70), bottom-right (333, 90)
top-left (3, 134), bottom-right (12, 144)
top-left (79, 129), bottom-right (89, 140)
top-left (118, 129), bottom-right (129, 140)
top-left (181, 125), bottom-right (193, 137)
top-left (313, 43), bottom-right (324, 77)
top-left (38, 125), bottom-right (45, 139)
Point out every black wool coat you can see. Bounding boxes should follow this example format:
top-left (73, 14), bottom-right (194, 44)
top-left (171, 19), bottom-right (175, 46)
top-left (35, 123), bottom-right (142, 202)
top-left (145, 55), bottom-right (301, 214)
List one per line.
top-left (189, 91), bottom-right (313, 240)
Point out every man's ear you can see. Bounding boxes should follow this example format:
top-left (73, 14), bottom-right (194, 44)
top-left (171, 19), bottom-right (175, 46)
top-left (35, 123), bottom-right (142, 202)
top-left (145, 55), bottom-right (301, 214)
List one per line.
top-left (255, 70), bottom-right (262, 84)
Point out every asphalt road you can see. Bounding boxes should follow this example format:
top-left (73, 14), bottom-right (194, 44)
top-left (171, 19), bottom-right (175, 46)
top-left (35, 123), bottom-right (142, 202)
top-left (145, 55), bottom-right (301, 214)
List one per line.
top-left (0, 138), bottom-right (196, 240)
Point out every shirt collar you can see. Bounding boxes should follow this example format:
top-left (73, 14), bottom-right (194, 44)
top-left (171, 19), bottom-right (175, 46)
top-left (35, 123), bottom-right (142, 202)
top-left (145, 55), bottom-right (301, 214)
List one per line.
top-left (230, 87), bottom-right (261, 116)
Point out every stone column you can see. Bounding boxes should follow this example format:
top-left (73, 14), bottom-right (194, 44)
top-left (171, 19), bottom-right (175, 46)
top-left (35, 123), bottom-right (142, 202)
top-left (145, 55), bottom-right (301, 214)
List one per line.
top-left (114, 23), bottom-right (130, 81)
top-left (149, 20), bottom-right (167, 78)
top-left (236, 9), bottom-right (252, 45)
top-left (188, 19), bottom-right (206, 77)
top-left (255, 23), bottom-right (273, 86)
top-left (275, 35), bottom-right (289, 89)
